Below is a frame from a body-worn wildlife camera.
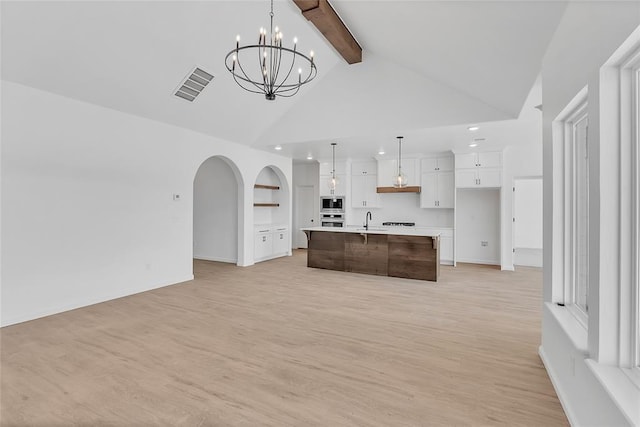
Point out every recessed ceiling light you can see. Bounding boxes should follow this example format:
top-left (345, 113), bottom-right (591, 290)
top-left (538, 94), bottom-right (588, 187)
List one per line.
top-left (274, 145), bottom-right (282, 150)
top-left (306, 155), bottom-right (313, 160)
top-left (468, 126), bottom-right (480, 131)
top-left (469, 143), bottom-right (478, 148)
top-left (378, 150), bottom-right (385, 155)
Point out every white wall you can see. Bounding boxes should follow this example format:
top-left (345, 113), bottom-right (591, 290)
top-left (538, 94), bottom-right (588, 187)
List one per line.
top-left (1, 81), bottom-right (292, 326)
top-left (455, 188), bottom-right (501, 265)
top-left (541, 2), bottom-right (640, 425)
top-left (193, 157), bottom-right (238, 263)
top-left (350, 193), bottom-right (454, 228)
top-left (292, 162), bottom-right (319, 248)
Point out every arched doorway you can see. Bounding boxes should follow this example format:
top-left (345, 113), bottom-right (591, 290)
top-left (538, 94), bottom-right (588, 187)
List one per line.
top-left (193, 156), bottom-right (244, 265)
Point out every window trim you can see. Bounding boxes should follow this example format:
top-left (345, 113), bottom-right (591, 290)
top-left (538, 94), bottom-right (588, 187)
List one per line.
top-left (600, 25), bottom-right (640, 377)
top-left (553, 86), bottom-right (589, 328)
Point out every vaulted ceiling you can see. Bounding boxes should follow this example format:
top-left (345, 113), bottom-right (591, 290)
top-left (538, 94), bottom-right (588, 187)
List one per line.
top-left (1, 1), bottom-right (568, 161)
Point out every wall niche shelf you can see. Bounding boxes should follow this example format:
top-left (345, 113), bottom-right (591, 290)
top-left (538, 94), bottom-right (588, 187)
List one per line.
top-left (254, 184), bottom-right (280, 190)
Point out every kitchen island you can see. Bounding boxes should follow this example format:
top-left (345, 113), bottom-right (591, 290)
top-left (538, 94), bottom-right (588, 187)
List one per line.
top-left (302, 227), bottom-right (440, 281)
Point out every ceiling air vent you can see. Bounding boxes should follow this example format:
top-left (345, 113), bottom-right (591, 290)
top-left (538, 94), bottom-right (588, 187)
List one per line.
top-left (174, 67), bottom-right (214, 102)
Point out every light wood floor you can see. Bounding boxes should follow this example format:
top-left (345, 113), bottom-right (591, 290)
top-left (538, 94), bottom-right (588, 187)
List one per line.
top-left (1, 250), bottom-right (567, 426)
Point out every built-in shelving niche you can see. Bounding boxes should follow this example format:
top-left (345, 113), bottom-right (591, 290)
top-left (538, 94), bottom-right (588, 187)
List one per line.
top-left (253, 167), bottom-right (287, 226)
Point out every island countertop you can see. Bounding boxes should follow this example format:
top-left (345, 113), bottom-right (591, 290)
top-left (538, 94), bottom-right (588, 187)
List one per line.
top-left (301, 226), bottom-right (442, 237)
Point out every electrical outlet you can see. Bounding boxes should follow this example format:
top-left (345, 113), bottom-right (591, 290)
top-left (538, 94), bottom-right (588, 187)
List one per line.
top-left (481, 241), bottom-right (488, 247)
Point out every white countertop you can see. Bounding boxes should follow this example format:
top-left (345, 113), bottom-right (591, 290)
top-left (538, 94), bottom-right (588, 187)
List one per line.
top-left (301, 226), bottom-right (441, 237)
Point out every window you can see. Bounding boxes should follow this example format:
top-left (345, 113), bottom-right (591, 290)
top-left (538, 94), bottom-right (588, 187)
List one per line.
top-left (554, 88), bottom-right (590, 325)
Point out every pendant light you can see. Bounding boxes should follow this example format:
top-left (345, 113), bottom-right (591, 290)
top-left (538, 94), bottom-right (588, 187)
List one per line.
top-left (328, 142), bottom-right (338, 197)
top-left (393, 136), bottom-right (408, 187)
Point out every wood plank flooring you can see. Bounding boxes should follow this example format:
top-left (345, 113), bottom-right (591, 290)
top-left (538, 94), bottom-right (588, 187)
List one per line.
top-left (1, 250), bottom-right (567, 426)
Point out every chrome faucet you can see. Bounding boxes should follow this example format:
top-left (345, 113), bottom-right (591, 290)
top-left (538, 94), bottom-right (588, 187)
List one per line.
top-left (365, 211), bottom-right (372, 230)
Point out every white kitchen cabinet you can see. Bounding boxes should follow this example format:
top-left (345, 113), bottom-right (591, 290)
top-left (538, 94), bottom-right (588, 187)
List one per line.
top-left (254, 228), bottom-right (273, 261)
top-left (352, 174), bottom-right (379, 208)
top-left (255, 226), bottom-right (289, 262)
top-left (319, 173), bottom-right (347, 197)
top-left (272, 227), bottom-right (289, 256)
top-left (377, 158), bottom-right (418, 188)
top-left (456, 151), bottom-right (502, 169)
top-left (351, 161), bottom-right (377, 176)
top-left (319, 161), bottom-right (347, 176)
top-left (455, 151), bottom-right (502, 188)
top-left (421, 155), bottom-right (453, 172)
top-left (440, 234), bottom-right (454, 265)
top-left (420, 171), bottom-right (454, 208)
top-left (455, 169), bottom-right (502, 188)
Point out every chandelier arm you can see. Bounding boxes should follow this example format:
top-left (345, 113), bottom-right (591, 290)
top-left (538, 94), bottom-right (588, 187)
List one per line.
top-left (226, 47), bottom-right (271, 93)
top-left (235, 56), bottom-right (269, 94)
top-left (273, 48), bottom-right (295, 93)
top-left (231, 66), bottom-right (272, 95)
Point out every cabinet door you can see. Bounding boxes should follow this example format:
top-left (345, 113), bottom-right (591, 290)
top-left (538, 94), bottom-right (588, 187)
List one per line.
top-left (420, 173), bottom-right (438, 208)
top-left (272, 229), bottom-right (289, 256)
top-left (437, 171), bottom-right (455, 208)
top-left (477, 152), bottom-right (501, 168)
top-left (352, 175), bottom-right (379, 208)
top-left (477, 169), bottom-right (502, 187)
top-left (352, 161), bottom-right (376, 176)
top-left (455, 153), bottom-right (478, 169)
top-left (364, 175), bottom-right (380, 208)
top-left (351, 175), bottom-right (367, 208)
top-left (440, 235), bottom-right (453, 263)
top-left (320, 173), bottom-right (347, 196)
top-left (254, 231), bottom-right (273, 261)
top-left (421, 158), bottom-right (439, 172)
top-left (455, 170), bottom-right (478, 188)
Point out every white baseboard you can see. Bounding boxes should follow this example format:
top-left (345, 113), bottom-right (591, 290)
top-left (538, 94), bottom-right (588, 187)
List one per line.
top-left (538, 345), bottom-right (579, 427)
top-left (455, 257), bottom-right (500, 266)
top-left (1, 274), bottom-right (194, 327)
top-left (193, 255), bottom-right (237, 264)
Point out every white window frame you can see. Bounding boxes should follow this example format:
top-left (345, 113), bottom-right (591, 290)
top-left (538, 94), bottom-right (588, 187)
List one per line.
top-left (600, 25), bottom-right (640, 380)
top-left (553, 87), bottom-right (590, 328)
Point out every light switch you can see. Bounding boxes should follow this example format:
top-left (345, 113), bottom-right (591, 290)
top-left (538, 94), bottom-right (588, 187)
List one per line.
top-left (173, 194), bottom-right (181, 201)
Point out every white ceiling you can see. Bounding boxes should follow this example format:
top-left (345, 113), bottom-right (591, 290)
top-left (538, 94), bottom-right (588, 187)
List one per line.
top-left (1, 1), bottom-right (567, 162)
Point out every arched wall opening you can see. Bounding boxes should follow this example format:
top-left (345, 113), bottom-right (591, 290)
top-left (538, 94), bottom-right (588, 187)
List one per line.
top-left (193, 156), bottom-right (245, 265)
top-left (253, 165), bottom-right (290, 227)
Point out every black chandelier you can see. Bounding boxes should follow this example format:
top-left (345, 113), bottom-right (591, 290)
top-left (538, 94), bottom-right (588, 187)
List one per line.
top-left (224, 0), bottom-right (317, 101)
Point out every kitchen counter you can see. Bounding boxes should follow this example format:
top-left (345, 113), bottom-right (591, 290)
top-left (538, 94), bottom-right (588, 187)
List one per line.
top-left (301, 226), bottom-right (441, 237)
top-left (302, 227), bottom-right (440, 281)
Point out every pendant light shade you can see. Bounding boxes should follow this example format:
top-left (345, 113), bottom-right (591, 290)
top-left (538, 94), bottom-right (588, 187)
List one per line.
top-left (328, 142), bottom-right (339, 196)
top-left (393, 136), bottom-right (408, 187)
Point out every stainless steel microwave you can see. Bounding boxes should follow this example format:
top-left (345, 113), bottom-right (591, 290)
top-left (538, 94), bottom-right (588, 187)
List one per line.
top-left (321, 196), bottom-right (345, 213)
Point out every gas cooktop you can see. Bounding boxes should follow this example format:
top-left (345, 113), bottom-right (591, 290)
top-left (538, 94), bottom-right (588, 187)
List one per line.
top-left (382, 222), bottom-right (416, 227)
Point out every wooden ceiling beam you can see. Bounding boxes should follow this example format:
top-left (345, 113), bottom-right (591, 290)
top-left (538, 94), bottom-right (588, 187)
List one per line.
top-left (292, 0), bottom-right (362, 64)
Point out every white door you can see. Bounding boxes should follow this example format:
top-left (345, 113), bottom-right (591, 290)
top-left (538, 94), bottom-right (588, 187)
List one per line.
top-left (295, 185), bottom-right (315, 248)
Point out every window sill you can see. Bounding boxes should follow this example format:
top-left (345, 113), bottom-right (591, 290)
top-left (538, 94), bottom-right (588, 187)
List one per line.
top-left (585, 360), bottom-right (640, 426)
top-left (545, 302), bottom-right (588, 354)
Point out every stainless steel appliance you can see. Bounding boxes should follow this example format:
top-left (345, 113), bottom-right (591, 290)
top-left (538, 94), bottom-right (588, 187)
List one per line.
top-left (382, 222), bottom-right (416, 227)
top-left (320, 196), bottom-right (345, 213)
top-left (321, 213), bottom-right (345, 228)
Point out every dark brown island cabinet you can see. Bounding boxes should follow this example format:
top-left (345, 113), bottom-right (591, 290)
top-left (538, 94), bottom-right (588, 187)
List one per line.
top-left (302, 228), bottom-right (440, 281)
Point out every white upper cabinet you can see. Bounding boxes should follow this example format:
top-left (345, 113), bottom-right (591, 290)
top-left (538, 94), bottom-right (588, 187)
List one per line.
top-left (456, 151), bottom-right (502, 169)
top-left (319, 161), bottom-right (347, 176)
top-left (421, 155), bottom-right (454, 172)
top-left (455, 151), bottom-right (503, 188)
top-left (319, 173), bottom-right (347, 197)
top-left (351, 160), bottom-right (379, 208)
top-left (421, 171), bottom-right (454, 208)
top-left (351, 161), bottom-right (377, 176)
top-left (377, 158), bottom-right (418, 187)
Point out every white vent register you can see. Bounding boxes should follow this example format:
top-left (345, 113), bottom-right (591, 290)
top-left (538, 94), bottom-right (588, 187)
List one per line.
top-left (174, 67), bottom-right (214, 102)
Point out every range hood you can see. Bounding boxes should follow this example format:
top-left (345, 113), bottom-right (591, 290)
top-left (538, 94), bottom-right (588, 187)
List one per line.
top-left (376, 186), bottom-right (421, 194)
